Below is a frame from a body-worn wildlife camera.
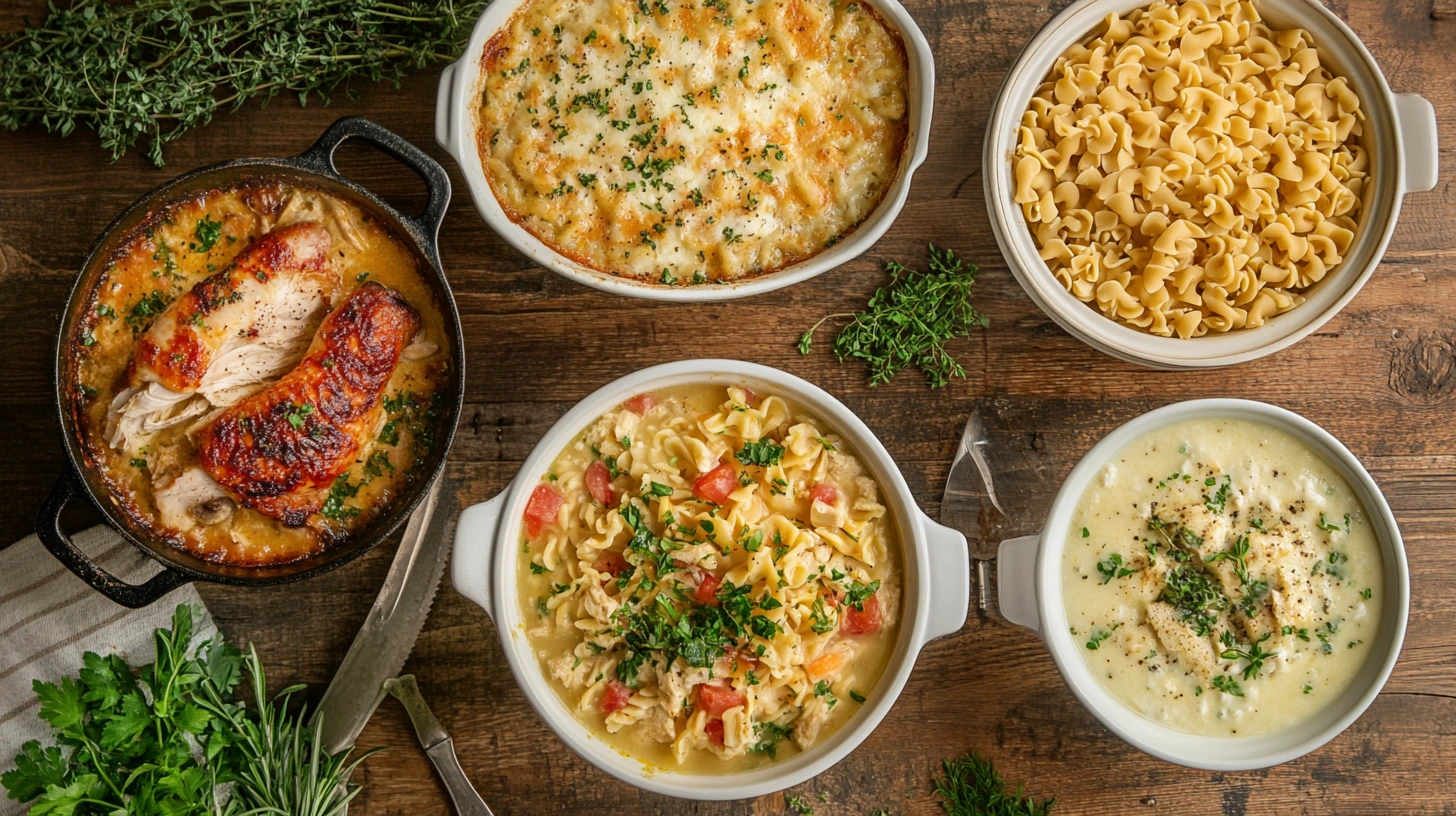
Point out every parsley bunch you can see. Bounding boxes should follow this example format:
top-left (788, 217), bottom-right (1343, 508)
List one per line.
top-left (0, 0), bottom-right (486, 165)
top-left (799, 245), bottom-right (988, 388)
top-left (2, 605), bottom-right (374, 815)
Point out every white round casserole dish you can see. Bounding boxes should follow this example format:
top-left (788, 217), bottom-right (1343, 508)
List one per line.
top-left (984, 0), bottom-right (1439, 369)
top-left (995, 399), bottom-right (1409, 769)
top-left (434, 0), bottom-right (934, 301)
top-left (450, 359), bottom-right (970, 799)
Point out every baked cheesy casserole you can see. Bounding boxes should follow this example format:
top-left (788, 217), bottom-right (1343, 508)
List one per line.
top-left (476, 0), bottom-right (910, 285)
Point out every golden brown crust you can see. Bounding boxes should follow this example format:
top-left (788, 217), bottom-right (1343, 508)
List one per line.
top-left (197, 284), bottom-right (420, 526)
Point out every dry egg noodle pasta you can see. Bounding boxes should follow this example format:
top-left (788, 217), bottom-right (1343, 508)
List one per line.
top-left (1013, 0), bottom-right (1367, 338)
top-left (476, 0), bottom-right (909, 285)
top-left (516, 385), bottom-right (901, 771)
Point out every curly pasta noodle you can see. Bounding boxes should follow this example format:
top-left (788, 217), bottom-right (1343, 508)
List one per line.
top-left (1013, 0), bottom-right (1366, 338)
top-left (517, 385), bottom-right (900, 770)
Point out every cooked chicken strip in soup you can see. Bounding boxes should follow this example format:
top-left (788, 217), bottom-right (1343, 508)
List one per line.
top-left (69, 181), bottom-right (452, 566)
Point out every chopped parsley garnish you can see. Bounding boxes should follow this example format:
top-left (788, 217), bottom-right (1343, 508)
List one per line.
top-left (1211, 675), bottom-right (1244, 696)
top-left (285, 402), bottom-right (313, 430)
top-left (320, 474), bottom-right (361, 520)
top-left (193, 215), bottom-right (223, 252)
top-left (1095, 553), bottom-right (1136, 584)
top-left (1084, 624), bottom-right (1119, 650)
top-left (843, 580), bottom-right (880, 611)
top-left (735, 439), bottom-right (784, 467)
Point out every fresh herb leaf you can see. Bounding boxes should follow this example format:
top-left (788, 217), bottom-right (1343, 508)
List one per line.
top-left (0, 0), bottom-right (489, 166)
top-left (799, 244), bottom-right (987, 388)
top-left (932, 750), bottom-right (1054, 816)
top-left (735, 439), bottom-right (785, 467)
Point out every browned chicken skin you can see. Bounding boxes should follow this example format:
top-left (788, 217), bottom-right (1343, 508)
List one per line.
top-left (197, 283), bottom-right (420, 526)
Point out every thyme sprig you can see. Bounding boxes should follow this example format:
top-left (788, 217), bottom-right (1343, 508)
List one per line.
top-left (799, 244), bottom-right (988, 388)
top-left (0, 0), bottom-right (486, 165)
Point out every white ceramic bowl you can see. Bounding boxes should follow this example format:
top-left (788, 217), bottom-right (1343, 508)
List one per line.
top-left (983, 0), bottom-right (1439, 369)
top-left (995, 399), bottom-right (1409, 769)
top-left (434, 0), bottom-right (934, 301)
top-left (450, 360), bottom-right (970, 799)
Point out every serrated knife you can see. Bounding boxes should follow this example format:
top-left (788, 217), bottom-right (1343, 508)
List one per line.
top-left (314, 474), bottom-right (457, 754)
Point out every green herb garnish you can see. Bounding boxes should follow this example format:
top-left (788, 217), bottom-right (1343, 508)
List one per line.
top-left (798, 244), bottom-right (987, 388)
top-left (0, 605), bottom-right (375, 814)
top-left (735, 439), bottom-right (784, 467)
top-left (932, 750), bottom-right (1054, 816)
top-left (0, 0), bottom-right (489, 165)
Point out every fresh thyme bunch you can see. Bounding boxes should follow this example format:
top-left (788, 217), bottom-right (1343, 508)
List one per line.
top-left (799, 244), bottom-right (989, 388)
top-left (0, 0), bottom-right (486, 165)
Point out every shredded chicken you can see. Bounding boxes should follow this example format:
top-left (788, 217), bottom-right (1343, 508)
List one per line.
top-left (107, 222), bottom-right (337, 452)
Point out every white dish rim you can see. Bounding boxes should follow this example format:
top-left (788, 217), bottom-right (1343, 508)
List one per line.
top-left (434, 0), bottom-right (936, 301)
top-left (449, 359), bottom-right (971, 799)
top-left (981, 0), bottom-right (1438, 369)
top-left (996, 398), bottom-right (1410, 770)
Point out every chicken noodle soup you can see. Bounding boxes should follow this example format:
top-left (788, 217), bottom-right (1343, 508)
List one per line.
top-left (1063, 418), bottom-right (1383, 737)
top-left (69, 180), bottom-right (452, 566)
top-left (517, 385), bottom-right (901, 771)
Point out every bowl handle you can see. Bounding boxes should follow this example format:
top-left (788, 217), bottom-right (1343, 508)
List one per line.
top-left (452, 489), bottom-right (509, 618)
top-left (918, 515), bottom-right (970, 643)
top-left (35, 468), bottom-right (189, 609)
top-left (292, 116), bottom-right (453, 251)
top-left (435, 61), bottom-right (462, 160)
top-left (995, 533), bottom-right (1042, 635)
top-left (1396, 93), bottom-right (1439, 194)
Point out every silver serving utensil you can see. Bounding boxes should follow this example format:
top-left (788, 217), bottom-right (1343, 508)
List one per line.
top-left (314, 475), bottom-right (457, 754)
top-left (940, 412), bottom-right (1006, 618)
top-left (385, 675), bottom-right (494, 816)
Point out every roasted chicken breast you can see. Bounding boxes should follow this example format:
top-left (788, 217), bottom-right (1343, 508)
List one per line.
top-left (196, 283), bottom-right (421, 526)
top-left (107, 222), bottom-right (337, 450)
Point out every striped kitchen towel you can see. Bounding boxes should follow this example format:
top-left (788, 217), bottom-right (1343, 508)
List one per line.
top-left (0, 527), bottom-right (210, 816)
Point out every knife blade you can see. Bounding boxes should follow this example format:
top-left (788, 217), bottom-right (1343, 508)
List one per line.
top-left (314, 473), bottom-right (457, 754)
top-left (941, 412), bottom-right (1003, 616)
top-left (941, 412), bottom-right (1003, 557)
top-left (384, 675), bottom-right (494, 816)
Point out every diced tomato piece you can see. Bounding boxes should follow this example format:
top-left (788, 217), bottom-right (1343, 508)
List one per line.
top-left (842, 593), bottom-right (882, 635)
top-left (693, 462), bottom-right (738, 504)
top-left (697, 683), bottom-right (746, 717)
top-left (523, 484), bottom-right (564, 538)
top-left (585, 460), bottom-right (616, 506)
top-left (593, 551), bottom-right (629, 577)
top-left (600, 680), bottom-right (632, 713)
top-left (705, 717), bottom-right (725, 747)
top-left (694, 571), bottom-right (722, 605)
top-left (809, 483), bottom-right (840, 506)
top-left (623, 393), bottom-right (658, 414)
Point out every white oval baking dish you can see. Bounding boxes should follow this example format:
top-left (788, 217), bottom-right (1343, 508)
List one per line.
top-left (449, 360), bottom-right (970, 799)
top-left (995, 399), bottom-right (1409, 769)
top-left (434, 0), bottom-right (935, 301)
top-left (983, 0), bottom-right (1439, 369)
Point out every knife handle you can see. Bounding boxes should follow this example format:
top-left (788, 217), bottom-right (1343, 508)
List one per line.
top-left (426, 738), bottom-right (494, 816)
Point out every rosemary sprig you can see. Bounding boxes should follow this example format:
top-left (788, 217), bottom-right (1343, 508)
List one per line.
top-left (933, 750), bottom-right (1054, 816)
top-left (0, 0), bottom-right (486, 165)
top-left (798, 244), bottom-right (988, 388)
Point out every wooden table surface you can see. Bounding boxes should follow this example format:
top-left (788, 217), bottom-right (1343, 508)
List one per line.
top-left (3, 0), bottom-right (1454, 813)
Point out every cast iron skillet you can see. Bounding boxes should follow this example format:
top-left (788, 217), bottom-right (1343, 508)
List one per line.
top-left (39, 116), bottom-right (465, 608)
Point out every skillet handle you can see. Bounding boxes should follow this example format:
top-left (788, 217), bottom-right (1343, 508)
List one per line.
top-left (35, 468), bottom-right (189, 609)
top-left (294, 116), bottom-right (453, 255)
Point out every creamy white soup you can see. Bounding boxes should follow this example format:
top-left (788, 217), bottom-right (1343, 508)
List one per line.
top-left (516, 384), bottom-right (901, 772)
top-left (1063, 418), bottom-right (1383, 737)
